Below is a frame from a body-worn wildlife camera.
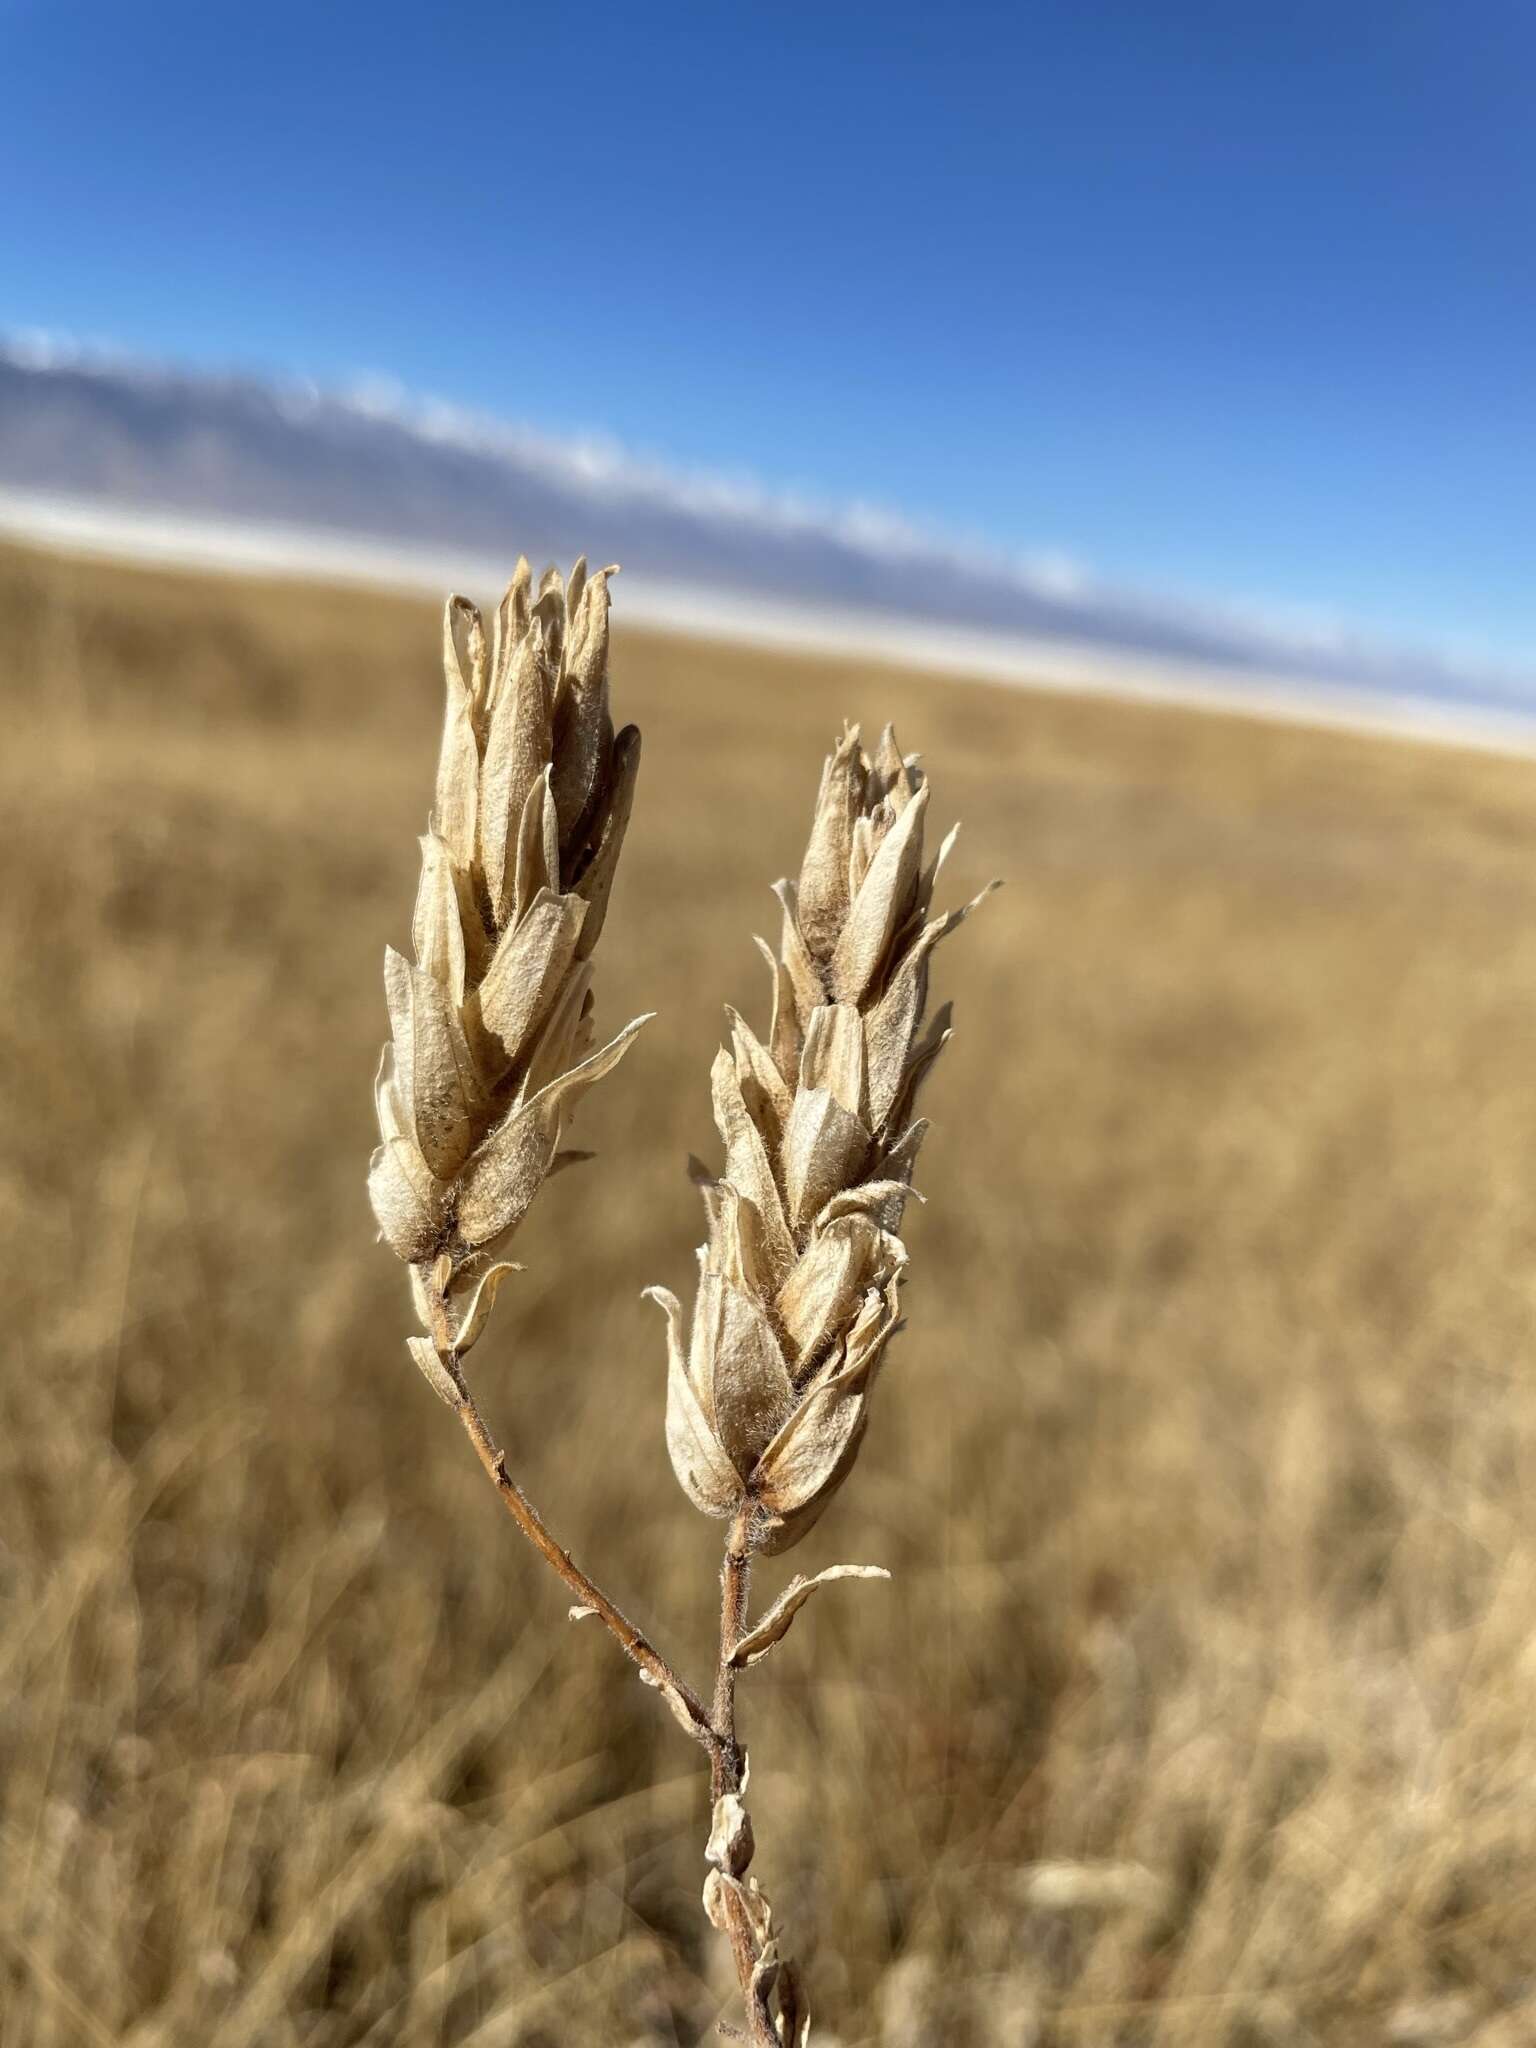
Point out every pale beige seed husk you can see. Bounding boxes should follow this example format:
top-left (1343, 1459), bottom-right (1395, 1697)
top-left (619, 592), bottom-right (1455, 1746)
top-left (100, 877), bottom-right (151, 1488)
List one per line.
top-left (369, 559), bottom-right (646, 1373)
top-left (655, 724), bottom-right (994, 1552)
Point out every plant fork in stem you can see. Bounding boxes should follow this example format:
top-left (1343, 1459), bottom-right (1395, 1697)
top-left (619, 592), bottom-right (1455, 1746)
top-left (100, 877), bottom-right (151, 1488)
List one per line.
top-left (450, 1385), bottom-right (717, 1747)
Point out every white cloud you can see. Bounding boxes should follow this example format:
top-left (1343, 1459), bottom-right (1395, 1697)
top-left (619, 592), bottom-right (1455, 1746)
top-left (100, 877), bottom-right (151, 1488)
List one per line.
top-left (2, 329), bottom-right (1528, 702)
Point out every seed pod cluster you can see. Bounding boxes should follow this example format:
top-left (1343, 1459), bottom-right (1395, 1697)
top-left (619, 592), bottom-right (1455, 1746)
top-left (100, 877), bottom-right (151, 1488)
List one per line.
top-left (368, 558), bottom-right (647, 1399)
top-left (649, 726), bottom-right (993, 1553)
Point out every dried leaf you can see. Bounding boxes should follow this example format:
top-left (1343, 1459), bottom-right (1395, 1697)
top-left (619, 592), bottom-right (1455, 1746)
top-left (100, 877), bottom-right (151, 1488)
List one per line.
top-left (775, 1214), bottom-right (890, 1376)
top-left (452, 1094), bottom-right (560, 1251)
top-left (406, 1335), bottom-right (464, 1408)
top-left (689, 1273), bottom-right (795, 1479)
top-left (870, 723), bottom-right (917, 809)
top-left (771, 880), bottom-right (827, 1027)
top-left (814, 1180), bottom-right (922, 1231)
top-left (754, 934), bottom-right (802, 1085)
top-left (455, 595), bottom-right (489, 708)
top-left (386, 948), bottom-right (482, 1179)
top-left (799, 1002), bottom-right (865, 1119)
top-left (412, 832), bottom-right (469, 1007)
top-left (408, 1254), bottom-right (521, 1353)
top-left (728, 1006), bottom-right (791, 1148)
top-left (638, 1664), bottom-right (705, 1739)
top-left (521, 1010), bottom-right (651, 1124)
top-left (509, 767), bottom-right (561, 928)
top-left (704, 1182), bottom-right (765, 1297)
top-left (368, 1138), bottom-right (445, 1263)
top-left (781, 1084), bottom-right (869, 1232)
top-left (449, 1258), bottom-right (519, 1353)
top-left (488, 557), bottom-right (531, 708)
top-left (458, 1013), bottom-right (650, 1247)
top-left (796, 727), bottom-right (862, 958)
top-left (918, 818), bottom-right (960, 917)
top-left (373, 1044), bottom-right (407, 1146)
top-left (862, 930), bottom-right (936, 1133)
top-left (648, 1284), bottom-right (741, 1517)
top-left (551, 569), bottom-right (612, 848)
top-left (571, 724), bottom-right (640, 952)
top-left (517, 957), bottom-right (595, 1103)
top-left (830, 783), bottom-right (929, 1004)
top-left (890, 1001), bottom-right (953, 1135)
top-left (479, 621), bottom-right (554, 925)
top-left (872, 1118), bottom-right (930, 1229)
top-left (753, 1373), bottom-right (868, 1524)
top-left (729, 1564), bottom-right (890, 1668)
top-left (848, 810), bottom-right (877, 901)
top-left (433, 602), bottom-right (480, 868)
top-left (711, 1048), bottom-right (795, 1280)
top-left (753, 1283), bottom-right (899, 1533)
top-left (472, 888), bottom-right (587, 1078)
top-left (564, 553), bottom-right (588, 626)
top-left (841, 1273), bottom-right (903, 1375)
top-left (876, 876), bottom-right (999, 1130)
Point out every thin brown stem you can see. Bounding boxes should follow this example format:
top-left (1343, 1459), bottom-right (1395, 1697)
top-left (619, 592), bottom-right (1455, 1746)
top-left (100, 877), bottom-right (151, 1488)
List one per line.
top-left (453, 1389), bottom-right (716, 1751)
top-left (712, 1508), bottom-right (754, 1796)
top-left (710, 1509), bottom-right (781, 2048)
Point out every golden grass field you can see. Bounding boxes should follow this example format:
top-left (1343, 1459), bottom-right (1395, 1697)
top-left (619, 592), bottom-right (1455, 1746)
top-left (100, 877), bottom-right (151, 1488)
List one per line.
top-left (6, 535), bottom-right (1536, 2047)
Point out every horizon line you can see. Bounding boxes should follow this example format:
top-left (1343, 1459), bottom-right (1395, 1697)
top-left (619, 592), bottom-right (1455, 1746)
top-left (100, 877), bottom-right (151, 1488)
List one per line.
top-left (5, 484), bottom-right (1536, 767)
top-left (3, 325), bottom-right (1527, 702)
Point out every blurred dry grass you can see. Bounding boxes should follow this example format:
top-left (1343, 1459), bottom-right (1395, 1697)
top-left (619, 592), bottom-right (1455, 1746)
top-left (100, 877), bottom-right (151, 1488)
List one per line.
top-left (5, 537), bottom-right (1536, 2046)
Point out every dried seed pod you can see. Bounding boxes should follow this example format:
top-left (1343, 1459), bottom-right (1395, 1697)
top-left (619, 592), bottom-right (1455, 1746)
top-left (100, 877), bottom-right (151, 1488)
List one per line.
top-left (650, 725), bottom-right (995, 1552)
top-left (369, 561), bottom-right (647, 1382)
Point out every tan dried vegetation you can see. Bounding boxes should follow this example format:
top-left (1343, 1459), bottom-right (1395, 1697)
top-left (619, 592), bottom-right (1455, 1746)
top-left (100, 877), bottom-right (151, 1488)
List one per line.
top-left (369, 555), bottom-right (993, 2042)
top-left (6, 535), bottom-right (1536, 2045)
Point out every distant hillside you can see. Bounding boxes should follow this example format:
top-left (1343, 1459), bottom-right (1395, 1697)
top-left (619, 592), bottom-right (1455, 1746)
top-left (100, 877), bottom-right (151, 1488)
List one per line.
top-left (0, 340), bottom-right (1525, 712)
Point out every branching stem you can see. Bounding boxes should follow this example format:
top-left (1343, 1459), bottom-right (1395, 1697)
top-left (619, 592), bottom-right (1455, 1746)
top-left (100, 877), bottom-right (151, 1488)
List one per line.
top-left (440, 1265), bottom-right (783, 2044)
top-left (452, 1388), bottom-right (717, 1751)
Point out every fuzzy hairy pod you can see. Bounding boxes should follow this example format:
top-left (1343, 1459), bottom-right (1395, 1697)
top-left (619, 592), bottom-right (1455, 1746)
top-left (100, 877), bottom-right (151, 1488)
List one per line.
top-left (650, 725), bottom-right (994, 1551)
top-left (369, 560), bottom-right (647, 1394)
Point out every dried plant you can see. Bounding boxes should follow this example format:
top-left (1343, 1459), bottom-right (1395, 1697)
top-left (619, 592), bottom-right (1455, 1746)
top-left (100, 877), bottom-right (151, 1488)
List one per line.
top-left (368, 564), bottom-right (991, 2044)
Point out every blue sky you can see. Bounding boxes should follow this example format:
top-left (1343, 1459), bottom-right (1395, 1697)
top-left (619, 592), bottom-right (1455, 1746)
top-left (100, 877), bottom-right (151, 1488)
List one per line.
top-left (3, 1), bottom-right (1532, 666)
